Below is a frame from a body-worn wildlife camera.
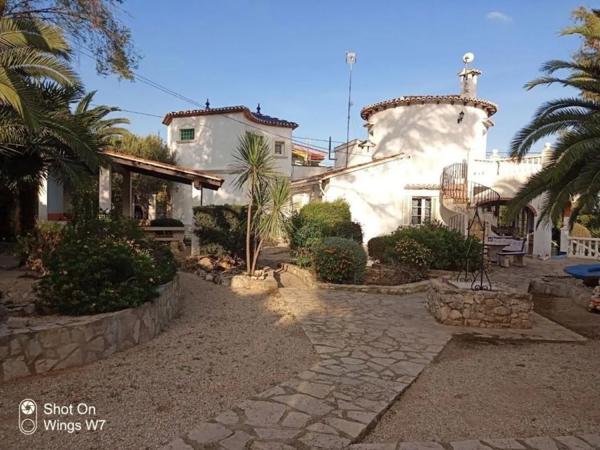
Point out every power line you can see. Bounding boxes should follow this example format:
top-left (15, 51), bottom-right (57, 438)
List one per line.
top-left (75, 47), bottom-right (341, 152)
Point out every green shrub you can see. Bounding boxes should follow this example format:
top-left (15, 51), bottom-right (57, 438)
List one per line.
top-left (145, 240), bottom-right (178, 285)
top-left (17, 222), bottom-right (63, 273)
top-left (394, 222), bottom-right (481, 270)
top-left (150, 217), bottom-right (184, 227)
top-left (298, 198), bottom-right (351, 227)
top-left (36, 217), bottom-right (177, 315)
top-left (193, 205), bottom-right (247, 257)
top-left (367, 235), bottom-right (397, 262)
top-left (390, 238), bottom-right (432, 281)
top-left (288, 200), bottom-right (363, 267)
top-left (313, 237), bottom-right (367, 284)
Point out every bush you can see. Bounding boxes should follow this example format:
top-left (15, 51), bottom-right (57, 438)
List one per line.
top-left (389, 238), bottom-right (432, 281)
top-left (288, 200), bottom-right (363, 267)
top-left (193, 205), bottom-right (247, 257)
top-left (36, 217), bottom-right (177, 315)
top-left (150, 217), bottom-right (184, 227)
top-left (367, 235), bottom-right (397, 262)
top-left (368, 222), bottom-right (482, 271)
top-left (17, 222), bottom-right (64, 274)
top-left (394, 222), bottom-right (481, 270)
top-left (313, 237), bottom-right (367, 284)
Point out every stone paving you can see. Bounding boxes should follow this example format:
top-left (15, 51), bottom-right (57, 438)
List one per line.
top-left (350, 433), bottom-right (600, 449)
top-left (162, 283), bottom-right (587, 450)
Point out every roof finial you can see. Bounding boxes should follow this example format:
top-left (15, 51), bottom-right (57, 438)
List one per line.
top-left (256, 103), bottom-right (261, 114)
top-left (205, 98), bottom-right (210, 110)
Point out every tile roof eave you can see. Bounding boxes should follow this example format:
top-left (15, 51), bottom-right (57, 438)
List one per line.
top-left (291, 153), bottom-right (410, 187)
top-left (360, 95), bottom-right (498, 120)
top-left (162, 105), bottom-right (298, 129)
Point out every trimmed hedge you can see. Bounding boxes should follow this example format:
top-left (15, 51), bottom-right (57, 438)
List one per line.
top-left (193, 205), bottom-right (247, 257)
top-left (313, 237), bottom-right (367, 284)
top-left (150, 217), bottom-right (184, 227)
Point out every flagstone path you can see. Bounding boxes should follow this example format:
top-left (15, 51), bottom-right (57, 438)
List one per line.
top-left (162, 284), bottom-right (586, 450)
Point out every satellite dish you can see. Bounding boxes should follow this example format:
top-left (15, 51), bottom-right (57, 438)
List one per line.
top-left (463, 52), bottom-right (475, 64)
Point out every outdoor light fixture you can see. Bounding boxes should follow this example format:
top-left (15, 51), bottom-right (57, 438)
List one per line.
top-left (457, 110), bottom-right (465, 124)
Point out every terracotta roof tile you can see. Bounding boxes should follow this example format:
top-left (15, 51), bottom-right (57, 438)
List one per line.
top-left (162, 105), bottom-right (298, 129)
top-left (360, 95), bottom-right (498, 120)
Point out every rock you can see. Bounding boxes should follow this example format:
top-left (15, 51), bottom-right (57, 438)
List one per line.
top-left (205, 274), bottom-right (214, 282)
top-left (198, 257), bottom-right (215, 272)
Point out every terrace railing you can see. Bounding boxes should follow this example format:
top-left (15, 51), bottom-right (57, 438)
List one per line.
top-left (567, 236), bottom-right (600, 259)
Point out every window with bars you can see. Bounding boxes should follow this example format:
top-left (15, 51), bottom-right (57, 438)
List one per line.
top-left (179, 128), bottom-right (195, 141)
top-left (411, 197), bottom-right (432, 225)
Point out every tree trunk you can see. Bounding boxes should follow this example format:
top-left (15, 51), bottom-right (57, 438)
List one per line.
top-left (251, 238), bottom-right (263, 276)
top-left (245, 176), bottom-right (255, 276)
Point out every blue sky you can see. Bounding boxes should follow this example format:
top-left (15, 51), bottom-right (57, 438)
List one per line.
top-left (76, 0), bottom-right (591, 155)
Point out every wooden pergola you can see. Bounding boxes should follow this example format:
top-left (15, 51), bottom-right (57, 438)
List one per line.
top-left (100, 150), bottom-right (224, 216)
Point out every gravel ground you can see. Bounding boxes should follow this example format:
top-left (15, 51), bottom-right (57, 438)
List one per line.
top-left (0, 272), bottom-right (317, 449)
top-left (364, 336), bottom-right (600, 442)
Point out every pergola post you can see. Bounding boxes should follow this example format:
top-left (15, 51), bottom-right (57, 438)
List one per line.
top-left (122, 170), bottom-right (133, 218)
top-left (148, 194), bottom-right (157, 221)
top-left (190, 184), bottom-right (203, 255)
top-left (99, 165), bottom-right (112, 212)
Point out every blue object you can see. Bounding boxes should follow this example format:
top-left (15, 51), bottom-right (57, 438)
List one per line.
top-left (564, 264), bottom-right (600, 280)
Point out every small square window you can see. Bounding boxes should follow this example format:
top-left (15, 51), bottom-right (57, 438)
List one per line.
top-left (180, 128), bottom-right (195, 141)
top-left (274, 141), bottom-right (285, 156)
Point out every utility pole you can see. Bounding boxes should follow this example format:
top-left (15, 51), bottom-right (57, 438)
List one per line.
top-left (345, 51), bottom-right (356, 168)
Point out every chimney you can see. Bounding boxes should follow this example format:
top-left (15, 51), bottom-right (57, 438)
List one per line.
top-left (458, 68), bottom-right (481, 98)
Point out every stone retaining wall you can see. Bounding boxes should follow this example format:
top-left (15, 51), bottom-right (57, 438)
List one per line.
top-left (427, 278), bottom-right (533, 329)
top-left (529, 276), bottom-right (591, 299)
top-left (0, 275), bottom-right (181, 382)
top-left (280, 263), bottom-right (430, 295)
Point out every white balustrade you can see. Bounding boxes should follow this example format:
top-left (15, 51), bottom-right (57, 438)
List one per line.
top-left (567, 236), bottom-right (600, 259)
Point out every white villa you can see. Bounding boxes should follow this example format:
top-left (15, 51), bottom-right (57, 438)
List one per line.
top-left (163, 59), bottom-right (557, 258)
top-left (289, 62), bottom-right (554, 257)
top-left (35, 56), bottom-right (557, 258)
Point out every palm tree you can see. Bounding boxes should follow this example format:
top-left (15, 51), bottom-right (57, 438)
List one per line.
top-left (0, 15), bottom-right (77, 129)
top-left (507, 49), bottom-right (600, 227)
top-left (232, 132), bottom-right (277, 275)
top-left (0, 87), bottom-right (129, 232)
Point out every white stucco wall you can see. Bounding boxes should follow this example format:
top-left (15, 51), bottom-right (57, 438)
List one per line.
top-left (367, 103), bottom-right (489, 185)
top-left (322, 157), bottom-right (418, 242)
top-left (167, 112), bottom-right (294, 226)
top-left (333, 141), bottom-right (372, 169)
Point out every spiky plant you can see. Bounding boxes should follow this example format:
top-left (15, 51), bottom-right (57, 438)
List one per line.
top-left (250, 177), bottom-right (291, 274)
top-left (232, 132), bottom-right (277, 275)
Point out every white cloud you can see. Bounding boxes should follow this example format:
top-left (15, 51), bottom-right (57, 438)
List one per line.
top-left (486, 11), bottom-right (512, 23)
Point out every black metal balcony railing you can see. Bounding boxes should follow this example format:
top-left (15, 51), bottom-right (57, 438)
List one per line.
top-left (440, 161), bottom-right (501, 209)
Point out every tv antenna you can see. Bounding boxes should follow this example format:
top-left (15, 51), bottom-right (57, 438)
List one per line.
top-left (345, 51), bottom-right (356, 168)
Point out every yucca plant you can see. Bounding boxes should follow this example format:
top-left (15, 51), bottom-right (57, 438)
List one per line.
top-left (232, 132), bottom-right (277, 275)
top-left (507, 21), bottom-right (600, 227)
top-left (250, 177), bottom-right (291, 274)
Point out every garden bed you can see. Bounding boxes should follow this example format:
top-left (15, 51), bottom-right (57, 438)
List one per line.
top-left (0, 275), bottom-right (181, 382)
